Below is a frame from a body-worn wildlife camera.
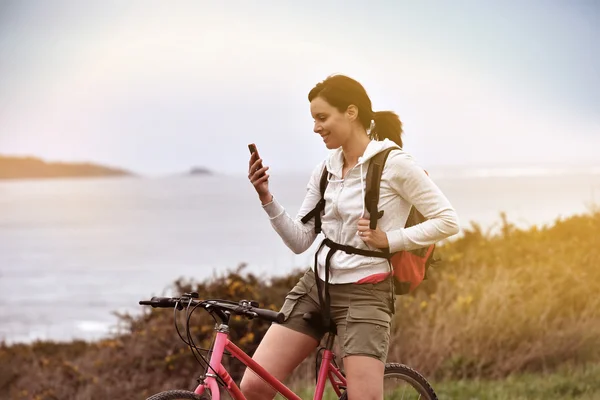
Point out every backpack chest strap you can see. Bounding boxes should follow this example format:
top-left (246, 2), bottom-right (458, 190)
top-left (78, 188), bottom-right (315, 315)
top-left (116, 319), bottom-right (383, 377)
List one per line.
top-left (322, 238), bottom-right (390, 259)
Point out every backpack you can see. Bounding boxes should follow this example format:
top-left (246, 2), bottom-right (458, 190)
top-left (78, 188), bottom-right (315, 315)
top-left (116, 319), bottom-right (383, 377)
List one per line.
top-left (301, 148), bottom-right (438, 295)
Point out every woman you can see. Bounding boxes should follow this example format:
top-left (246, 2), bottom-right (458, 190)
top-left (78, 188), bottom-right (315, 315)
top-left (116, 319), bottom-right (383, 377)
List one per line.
top-left (243, 74), bottom-right (459, 400)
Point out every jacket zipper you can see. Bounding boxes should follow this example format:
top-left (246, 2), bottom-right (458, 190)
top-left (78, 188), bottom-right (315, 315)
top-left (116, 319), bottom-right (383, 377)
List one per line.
top-left (333, 163), bottom-right (359, 244)
top-left (337, 180), bottom-right (344, 243)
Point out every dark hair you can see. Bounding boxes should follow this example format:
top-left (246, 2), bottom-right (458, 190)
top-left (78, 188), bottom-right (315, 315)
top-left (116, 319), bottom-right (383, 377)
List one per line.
top-left (308, 74), bottom-right (403, 147)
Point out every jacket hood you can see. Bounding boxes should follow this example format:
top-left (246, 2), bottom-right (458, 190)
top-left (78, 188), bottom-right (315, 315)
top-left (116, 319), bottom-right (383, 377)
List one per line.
top-left (324, 138), bottom-right (402, 218)
top-left (325, 138), bottom-right (401, 178)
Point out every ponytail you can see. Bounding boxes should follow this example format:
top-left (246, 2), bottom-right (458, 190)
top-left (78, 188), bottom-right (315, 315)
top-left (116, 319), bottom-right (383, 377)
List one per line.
top-left (371, 111), bottom-right (403, 147)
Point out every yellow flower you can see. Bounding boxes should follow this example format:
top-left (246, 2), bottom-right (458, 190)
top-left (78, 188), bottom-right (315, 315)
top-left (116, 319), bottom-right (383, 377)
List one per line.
top-left (456, 295), bottom-right (474, 309)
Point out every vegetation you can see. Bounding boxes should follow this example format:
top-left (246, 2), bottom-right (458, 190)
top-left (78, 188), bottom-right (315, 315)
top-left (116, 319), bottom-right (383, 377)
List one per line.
top-left (433, 363), bottom-right (600, 400)
top-left (0, 155), bottom-right (132, 179)
top-left (2, 210), bottom-right (599, 399)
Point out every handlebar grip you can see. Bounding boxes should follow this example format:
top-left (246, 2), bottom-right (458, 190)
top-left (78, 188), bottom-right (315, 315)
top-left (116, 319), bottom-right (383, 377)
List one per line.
top-left (139, 297), bottom-right (177, 308)
top-left (253, 308), bottom-right (285, 324)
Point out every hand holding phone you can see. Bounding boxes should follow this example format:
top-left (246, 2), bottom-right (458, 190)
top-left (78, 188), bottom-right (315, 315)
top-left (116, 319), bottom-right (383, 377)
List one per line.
top-left (247, 143), bottom-right (271, 202)
top-left (248, 143), bottom-right (260, 163)
top-left (248, 143), bottom-right (263, 173)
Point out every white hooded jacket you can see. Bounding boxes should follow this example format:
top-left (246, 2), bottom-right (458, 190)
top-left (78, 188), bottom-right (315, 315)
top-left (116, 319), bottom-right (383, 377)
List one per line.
top-left (262, 139), bottom-right (460, 284)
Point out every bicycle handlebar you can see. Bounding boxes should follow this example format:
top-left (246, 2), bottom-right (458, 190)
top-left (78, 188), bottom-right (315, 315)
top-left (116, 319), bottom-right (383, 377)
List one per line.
top-left (139, 297), bottom-right (177, 308)
top-left (139, 296), bottom-right (285, 324)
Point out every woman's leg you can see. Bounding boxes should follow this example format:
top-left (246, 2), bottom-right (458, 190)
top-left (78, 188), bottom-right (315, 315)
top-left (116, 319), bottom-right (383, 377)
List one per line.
top-left (241, 270), bottom-right (322, 400)
top-left (331, 279), bottom-right (394, 400)
top-left (343, 355), bottom-right (386, 400)
top-left (239, 324), bottom-right (318, 400)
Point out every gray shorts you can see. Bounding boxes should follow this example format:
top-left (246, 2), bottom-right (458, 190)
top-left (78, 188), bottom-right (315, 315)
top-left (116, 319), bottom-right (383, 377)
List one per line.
top-left (277, 269), bottom-right (395, 363)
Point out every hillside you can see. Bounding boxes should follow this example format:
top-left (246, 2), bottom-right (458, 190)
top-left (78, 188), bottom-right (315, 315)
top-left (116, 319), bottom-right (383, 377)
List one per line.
top-left (0, 156), bottom-right (133, 179)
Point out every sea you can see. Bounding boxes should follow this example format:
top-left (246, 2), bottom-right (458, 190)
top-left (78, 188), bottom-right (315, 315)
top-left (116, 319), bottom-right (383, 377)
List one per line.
top-left (1, 168), bottom-right (599, 344)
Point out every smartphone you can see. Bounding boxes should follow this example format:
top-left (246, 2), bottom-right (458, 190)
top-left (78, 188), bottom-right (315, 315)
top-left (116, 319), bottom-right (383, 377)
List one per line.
top-left (248, 143), bottom-right (258, 155)
top-left (248, 143), bottom-right (264, 175)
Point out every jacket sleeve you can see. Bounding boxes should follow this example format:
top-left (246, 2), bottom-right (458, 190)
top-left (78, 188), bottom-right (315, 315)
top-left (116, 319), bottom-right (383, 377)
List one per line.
top-left (261, 161), bottom-right (325, 254)
top-left (384, 151), bottom-right (460, 252)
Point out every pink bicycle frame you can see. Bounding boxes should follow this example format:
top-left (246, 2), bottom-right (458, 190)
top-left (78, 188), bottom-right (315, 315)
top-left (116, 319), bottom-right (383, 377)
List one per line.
top-left (193, 328), bottom-right (346, 400)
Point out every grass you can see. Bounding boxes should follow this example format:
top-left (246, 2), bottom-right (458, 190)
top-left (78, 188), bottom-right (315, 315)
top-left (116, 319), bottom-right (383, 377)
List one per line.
top-left (434, 363), bottom-right (600, 399)
top-left (290, 364), bottom-right (600, 399)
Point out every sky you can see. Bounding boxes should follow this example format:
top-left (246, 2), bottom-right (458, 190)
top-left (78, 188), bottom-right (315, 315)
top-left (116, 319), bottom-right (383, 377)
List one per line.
top-left (0, 0), bottom-right (598, 176)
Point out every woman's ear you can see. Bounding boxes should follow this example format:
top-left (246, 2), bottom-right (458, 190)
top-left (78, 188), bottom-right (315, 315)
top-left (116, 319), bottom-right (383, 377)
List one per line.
top-left (345, 104), bottom-right (358, 122)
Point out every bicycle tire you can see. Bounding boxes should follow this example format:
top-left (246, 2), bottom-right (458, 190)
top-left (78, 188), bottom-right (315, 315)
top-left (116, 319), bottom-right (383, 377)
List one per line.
top-left (146, 390), bottom-right (208, 400)
top-left (338, 363), bottom-right (437, 400)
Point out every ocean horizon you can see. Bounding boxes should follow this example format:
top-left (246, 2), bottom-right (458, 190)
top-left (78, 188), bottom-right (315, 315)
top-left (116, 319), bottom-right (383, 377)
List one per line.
top-left (1, 167), bottom-right (599, 344)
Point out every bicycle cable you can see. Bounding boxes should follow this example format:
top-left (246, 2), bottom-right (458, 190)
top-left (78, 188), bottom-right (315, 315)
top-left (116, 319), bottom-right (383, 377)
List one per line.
top-left (169, 298), bottom-right (218, 379)
top-left (315, 347), bottom-right (324, 385)
top-left (174, 300), bottom-right (193, 346)
top-left (174, 298), bottom-right (234, 357)
top-left (185, 300), bottom-right (227, 387)
top-left (175, 302), bottom-right (207, 367)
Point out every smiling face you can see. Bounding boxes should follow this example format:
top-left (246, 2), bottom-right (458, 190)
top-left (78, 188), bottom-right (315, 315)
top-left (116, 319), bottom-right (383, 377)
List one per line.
top-left (310, 96), bottom-right (356, 149)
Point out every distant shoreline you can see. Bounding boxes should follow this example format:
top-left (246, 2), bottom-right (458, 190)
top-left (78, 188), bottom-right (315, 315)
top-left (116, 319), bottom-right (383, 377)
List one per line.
top-left (0, 155), bottom-right (133, 180)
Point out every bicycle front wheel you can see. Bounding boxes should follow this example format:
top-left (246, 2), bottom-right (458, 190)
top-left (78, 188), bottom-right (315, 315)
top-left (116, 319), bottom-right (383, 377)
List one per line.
top-left (146, 390), bottom-right (209, 400)
top-left (339, 363), bottom-right (437, 400)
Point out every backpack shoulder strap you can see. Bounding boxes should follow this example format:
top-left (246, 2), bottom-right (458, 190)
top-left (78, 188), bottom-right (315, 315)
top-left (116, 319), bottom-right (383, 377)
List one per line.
top-left (300, 164), bottom-right (329, 233)
top-left (365, 148), bottom-right (396, 229)
top-left (318, 164), bottom-right (329, 196)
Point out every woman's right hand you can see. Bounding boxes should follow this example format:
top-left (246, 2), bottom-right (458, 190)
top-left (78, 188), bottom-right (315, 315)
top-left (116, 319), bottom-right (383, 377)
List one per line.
top-left (248, 151), bottom-right (272, 204)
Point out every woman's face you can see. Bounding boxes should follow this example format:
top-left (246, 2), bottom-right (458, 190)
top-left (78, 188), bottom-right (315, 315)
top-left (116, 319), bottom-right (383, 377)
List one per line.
top-left (310, 96), bottom-right (354, 150)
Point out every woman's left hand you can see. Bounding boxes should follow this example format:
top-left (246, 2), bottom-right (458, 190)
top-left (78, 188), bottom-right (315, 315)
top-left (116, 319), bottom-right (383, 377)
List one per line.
top-left (357, 218), bottom-right (389, 249)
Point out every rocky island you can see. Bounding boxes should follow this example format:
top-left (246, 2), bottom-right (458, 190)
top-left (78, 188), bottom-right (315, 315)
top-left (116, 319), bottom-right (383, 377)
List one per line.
top-left (0, 155), bottom-right (133, 180)
top-left (188, 166), bottom-right (213, 175)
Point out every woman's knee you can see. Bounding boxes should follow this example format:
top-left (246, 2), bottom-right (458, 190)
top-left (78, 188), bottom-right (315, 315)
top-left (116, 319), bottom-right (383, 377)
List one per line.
top-left (240, 371), bottom-right (275, 400)
top-left (344, 355), bottom-right (386, 400)
top-left (239, 324), bottom-right (318, 399)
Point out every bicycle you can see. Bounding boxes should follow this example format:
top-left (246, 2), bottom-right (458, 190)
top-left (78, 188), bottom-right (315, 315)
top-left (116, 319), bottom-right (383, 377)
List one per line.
top-left (139, 291), bottom-right (438, 400)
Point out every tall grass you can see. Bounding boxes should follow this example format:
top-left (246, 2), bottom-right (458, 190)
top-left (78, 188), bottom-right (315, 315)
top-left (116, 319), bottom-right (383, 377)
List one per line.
top-left (389, 211), bottom-right (600, 379)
